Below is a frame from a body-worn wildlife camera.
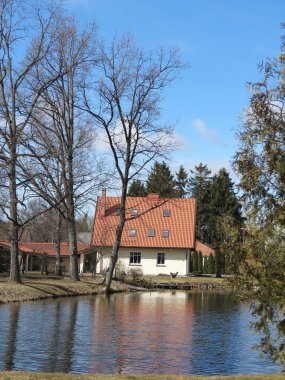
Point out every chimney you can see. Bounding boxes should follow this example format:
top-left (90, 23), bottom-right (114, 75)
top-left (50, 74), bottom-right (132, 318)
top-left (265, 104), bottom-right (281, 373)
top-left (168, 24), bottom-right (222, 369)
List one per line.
top-left (101, 189), bottom-right (106, 216)
top-left (147, 193), bottom-right (160, 201)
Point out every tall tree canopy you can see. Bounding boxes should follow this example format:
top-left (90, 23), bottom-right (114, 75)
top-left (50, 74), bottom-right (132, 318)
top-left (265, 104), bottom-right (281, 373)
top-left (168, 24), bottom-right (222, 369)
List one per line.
top-left (85, 35), bottom-right (184, 291)
top-left (128, 180), bottom-right (147, 197)
top-left (207, 169), bottom-right (243, 277)
top-left (187, 163), bottom-right (212, 242)
top-left (233, 32), bottom-right (285, 365)
top-left (0, 0), bottom-right (66, 282)
top-left (146, 161), bottom-right (177, 197)
top-left (175, 165), bottom-right (188, 198)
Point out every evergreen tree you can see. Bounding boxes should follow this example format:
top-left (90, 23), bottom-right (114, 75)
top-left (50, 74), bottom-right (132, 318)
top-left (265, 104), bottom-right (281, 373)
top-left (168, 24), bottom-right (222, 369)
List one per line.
top-left (187, 163), bottom-right (212, 242)
top-left (128, 180), bottom-right (147, 196)
top-left (175, 165), bottom-right (188, 197)
top-left (208, 253), bottom-right (214, 274)
top-left (197, 251), bottom-right (203, 274)
top-left (203, 256), bottom-right (208, 274)
top-left (207, 169), bottom-right (243, 277)
top-left (232, 32), bottom-right (285, 364)
top-left (192, 251), bottom-right (198, 273)
top-left (146, 161), bottom-right (176, 197)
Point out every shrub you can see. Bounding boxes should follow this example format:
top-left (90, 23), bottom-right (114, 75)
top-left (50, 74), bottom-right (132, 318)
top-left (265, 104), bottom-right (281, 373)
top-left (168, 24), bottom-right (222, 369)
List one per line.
top-left (114, 260), bottom-right (126, 280)
top-left (127, 267), bottom-right (143, 281)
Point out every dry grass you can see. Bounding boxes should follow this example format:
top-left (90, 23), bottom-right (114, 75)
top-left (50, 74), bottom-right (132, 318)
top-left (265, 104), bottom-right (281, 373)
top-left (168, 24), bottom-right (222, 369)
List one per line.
top-left (0, 272), bottom-right (229, 304)
top-left (0, 274), bottom-right (130, 304)
top-left (0, 371), bottom-right (284, 380)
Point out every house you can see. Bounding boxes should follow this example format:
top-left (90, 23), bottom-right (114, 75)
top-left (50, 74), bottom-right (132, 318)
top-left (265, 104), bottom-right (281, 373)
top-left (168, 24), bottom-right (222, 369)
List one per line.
top-left (91, 190), bottom-right (198, 276)
top-left (0, 241), bottom-right (94, 274)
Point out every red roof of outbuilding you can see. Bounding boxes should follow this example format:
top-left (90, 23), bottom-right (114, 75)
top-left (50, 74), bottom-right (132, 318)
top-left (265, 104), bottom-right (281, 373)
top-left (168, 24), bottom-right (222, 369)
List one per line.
top-left (92, 193), bottom-right (196, 249)
top-left (0, 241), bottom-right (91, 256)
top-left (195, 240), bottom-right (215, 256)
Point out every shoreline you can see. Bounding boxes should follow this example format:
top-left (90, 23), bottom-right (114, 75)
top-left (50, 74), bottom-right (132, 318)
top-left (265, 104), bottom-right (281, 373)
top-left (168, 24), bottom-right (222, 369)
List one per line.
top-left (0, 274), bottom-right (229, 304)
top-left (0, 371), bottom-right (284, 380)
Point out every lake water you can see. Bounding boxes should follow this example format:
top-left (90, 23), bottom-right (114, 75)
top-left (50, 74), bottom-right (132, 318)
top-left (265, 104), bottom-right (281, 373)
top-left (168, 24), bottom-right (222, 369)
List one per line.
top-left (0, 291), bottom-right (282, 375)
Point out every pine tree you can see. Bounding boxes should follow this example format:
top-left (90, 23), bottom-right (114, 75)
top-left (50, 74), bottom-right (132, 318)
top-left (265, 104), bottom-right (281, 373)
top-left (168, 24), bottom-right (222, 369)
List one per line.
top-left (208, 253), bottom-right (214, 274)
top-left (128, 180), bottom-right (147, 196)
top-left (175, 165), bottom-right (188, 197)
top-left (203, 256), bottom-right (208, 274)
top-left (192, 251), bottom-right (198, 273)
top-left (146, 161), bottom-right (176, 197)
top-left (207, 169), bottom-right (243, 277)
top-left (198, 251), bottom-right (203, 274)
top-left (187, 163), bottom-right (212, 242)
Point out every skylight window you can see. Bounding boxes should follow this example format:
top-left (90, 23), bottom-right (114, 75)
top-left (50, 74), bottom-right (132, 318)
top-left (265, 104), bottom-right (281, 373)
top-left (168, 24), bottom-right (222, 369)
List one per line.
top-left (147, 229), bottom-right (155, 237)
top-left (162, 230), bottom-right (169, 238)
top-left (131, 208), bottom-right (139, 217)
top-left (129, 229), bottom-right (137, 237)
top-left (163, 209), bottom-right (171, 217)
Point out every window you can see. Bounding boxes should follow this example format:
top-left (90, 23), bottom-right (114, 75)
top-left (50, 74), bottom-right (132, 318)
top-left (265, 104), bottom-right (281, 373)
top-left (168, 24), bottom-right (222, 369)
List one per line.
top-left (163, 209), bottom-right (171, 217)
top-left (129, 229), bottom-right (137, 237)
top-left (157, 252), bottom-right (165, 265)
top-left (116, 208), bottom-right (121, 215)
top-left (130, 252), bottom-right (141, 265)
top-left (131, 208), bottom-right (139, 217)
top-left (162, 230), bottom-right (169, 238)
top-left (147, 229), bottom-right (155, 237)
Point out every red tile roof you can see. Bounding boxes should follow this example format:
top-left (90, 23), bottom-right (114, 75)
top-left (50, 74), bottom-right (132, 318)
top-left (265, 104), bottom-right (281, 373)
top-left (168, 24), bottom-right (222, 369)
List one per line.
top-left (0, 241), bottom-right (91, 256)
top-left (195, 240), bottom-right (215, 256)
top-left (92, 193), bottom-right (196, 249)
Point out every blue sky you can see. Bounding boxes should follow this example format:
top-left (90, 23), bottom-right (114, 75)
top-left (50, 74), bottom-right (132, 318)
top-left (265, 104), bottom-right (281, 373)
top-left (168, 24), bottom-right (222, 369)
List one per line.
top-left (66, 0), bottom-right (284, 178)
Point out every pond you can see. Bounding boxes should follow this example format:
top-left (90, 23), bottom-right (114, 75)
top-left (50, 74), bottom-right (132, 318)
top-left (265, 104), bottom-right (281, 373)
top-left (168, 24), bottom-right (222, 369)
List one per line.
top-left (0, 291), bottom-right (282, 375)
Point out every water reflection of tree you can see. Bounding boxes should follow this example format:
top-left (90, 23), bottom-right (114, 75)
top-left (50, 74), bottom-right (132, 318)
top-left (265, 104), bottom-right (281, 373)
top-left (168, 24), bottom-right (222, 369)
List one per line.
top-left (62, 299), bottom-right (78, 372)
top-left (47, 300), bottom-right (63, 371)
top-left (5, 303), bottom-right (20, 370)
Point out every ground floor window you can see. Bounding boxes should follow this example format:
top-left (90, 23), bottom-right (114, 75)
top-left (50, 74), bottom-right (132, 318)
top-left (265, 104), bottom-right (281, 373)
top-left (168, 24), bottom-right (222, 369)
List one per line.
top-left (157, 252), bottom-right (165, 265)
top-left (130, 251), bottom-right (141, 265)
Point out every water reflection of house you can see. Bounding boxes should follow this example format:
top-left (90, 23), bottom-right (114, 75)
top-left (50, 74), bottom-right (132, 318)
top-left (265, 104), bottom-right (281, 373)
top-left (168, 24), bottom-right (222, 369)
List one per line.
top-left (89, 292), bottom-right (194, 374)
top-left (92, 190), bottom-right (214, 276)
top-left (0, 241), bottom-right (95, 274)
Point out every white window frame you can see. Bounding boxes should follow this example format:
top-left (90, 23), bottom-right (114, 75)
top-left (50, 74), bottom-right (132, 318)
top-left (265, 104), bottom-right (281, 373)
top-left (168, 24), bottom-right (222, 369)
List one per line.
top-left (157, 252), bottom-right (165, 266)
top-left (129, 251), bottom-right (141, 265)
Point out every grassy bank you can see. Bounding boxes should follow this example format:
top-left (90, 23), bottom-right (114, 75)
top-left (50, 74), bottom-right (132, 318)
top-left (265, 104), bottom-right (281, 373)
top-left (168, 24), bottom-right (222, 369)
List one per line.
top-left (0, 274), bottom-right (130, 303)
top-left (0, 273), bottom-right (228, 304)
top-left (0, 371), bottom-right (284, 380)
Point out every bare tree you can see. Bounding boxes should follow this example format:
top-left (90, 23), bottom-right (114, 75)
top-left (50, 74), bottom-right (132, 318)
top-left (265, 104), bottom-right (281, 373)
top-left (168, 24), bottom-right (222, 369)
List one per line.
top-left (0, 0), bottom-right (68, 282)
top-left (19, 18), bottom-right (111, 280)
top-left (85, 35), bottom-right (184, 291)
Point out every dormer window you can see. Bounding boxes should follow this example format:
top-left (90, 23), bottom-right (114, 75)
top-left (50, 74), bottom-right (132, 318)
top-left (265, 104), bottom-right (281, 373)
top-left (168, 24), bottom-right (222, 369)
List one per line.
top-left (147, 229), bottom-right (155, 237)
top-left (129, 229), bottom-right (137, 237)
top-left (131, 208), bottom-right (139, 217)
top-left (162, 230), bottom-right (169, 238)
top-left (163, 209), bottom-right (171, 217)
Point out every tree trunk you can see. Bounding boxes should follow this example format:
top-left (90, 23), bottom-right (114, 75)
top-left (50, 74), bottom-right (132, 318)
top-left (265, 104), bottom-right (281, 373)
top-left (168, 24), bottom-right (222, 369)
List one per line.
top-left (55, 210), bottom-right (62, 276)
top-left (67, 204), bottom-right (79, 281)
top-left (9, 152), bottom-right (21, 283)
top-left (105, 189), bottom-right (127, 292)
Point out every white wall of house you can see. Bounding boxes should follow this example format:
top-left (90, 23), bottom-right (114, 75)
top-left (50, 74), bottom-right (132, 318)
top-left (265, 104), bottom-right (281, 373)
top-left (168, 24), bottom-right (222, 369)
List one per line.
top-left (99, 247), bottom-right (190, 276)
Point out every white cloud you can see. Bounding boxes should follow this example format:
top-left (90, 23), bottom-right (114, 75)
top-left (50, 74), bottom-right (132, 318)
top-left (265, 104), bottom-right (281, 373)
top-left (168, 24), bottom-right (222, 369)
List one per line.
top-left (191, 118), bottom-right (227, 147)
